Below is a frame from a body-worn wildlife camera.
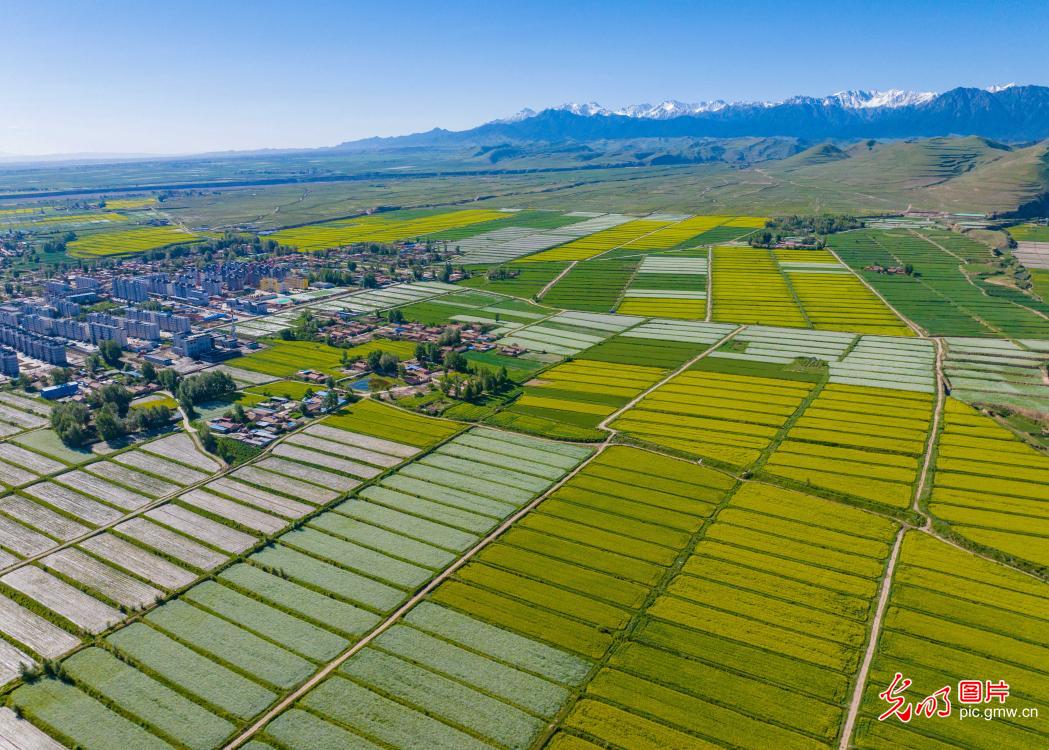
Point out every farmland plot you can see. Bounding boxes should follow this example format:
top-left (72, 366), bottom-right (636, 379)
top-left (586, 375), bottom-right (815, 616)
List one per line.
top-left (0, 495), bottom-right (89, 540)
top-left (1, 566), bottom-right (120, 633)
top-left (178, 489), bottom-right (287, 535)
top-left (617, 252), bottom-right (708, 319)
top-left (776, 248), bottom-right (913, 335)
top-left (0, 423), bottom-right (594, 742)
top-left (267, 209), bottom-right (506, 251)
top-left (39, 548), bottom-right (162, 610)
top-left (113, 450), bottom-right (213, 485)
top-left (142, 433), bottom-right (222, 472)
top-left (832, 229), bottom-right (1049, 338)
top-left (251, 446), bottom-right (730, 749)
top-left (0, 514), bottom-right (55, 557)
top-left (54, 470), bottom-right (153, 510)
top-left (618, 215), bottom-right (749, 250)
top-left (0, 594), bottom-right (80, 659)
top-left (205, 477), bottom-right (313, 518)
top-left (271, 443), bottom-right (382, 479)
top-left (829, 335), bottom-right (935, 392)
top-left (928, 398), bottom-right (1049, 568)
top-left (145, 505), bottom-right (257, 554)
top-left (114, 517), bottom-right (229, 570)
top-left (67, 225), bottom-right (202, 257)
top-left (710, 325), bottom-right (854, 366)
top-left (85, 461), bottom-right (180, 497)
top-left (79, 533), bottom-right (196, 590)
top-left (286, 431), bottom-right (402, 467)
top-left (0, 706), bottom-right (66, 750)
top-left (853, 532), bottom-right (1049, 750)
top-left (943, 337), bottom-right (1049, 412)
top-left (519, 218), bottom-right (663, 262)
top-left (447, 225), bottom-right (579, 265)
top-left (612, 367), bottom-right (815, 468)
top-left (712, 246), bottom-right (807, 327)
top-left (555, 482), bottom-right (895, 750)
top-left (236, 462), bottom-right (348, 500)
top-left (498, 310), bottom-right (642, 357)
top-left (541, 259), bottom-right (639, 312)
top-left (0, 399), bottom-right (48, 431)
top-left (24, 482), bottom-right (123, 525)
top-left (459, 260), bottom-right (571, 298)
top-left (322, 398), bottom-right (461, 447)
top-left (764, 383), bottom-right (934, 508)
top-left (0, 444), bottom-right (63, 477)
top-left (492, 359), bottom-right (664, 439)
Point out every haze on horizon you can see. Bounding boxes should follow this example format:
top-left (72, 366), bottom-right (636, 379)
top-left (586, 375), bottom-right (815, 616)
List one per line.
top-left (3, 0), bottom-right (1047, 157)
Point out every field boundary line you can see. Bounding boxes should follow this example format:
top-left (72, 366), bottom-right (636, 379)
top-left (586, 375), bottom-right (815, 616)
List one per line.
top-left (705, 247), bottom-right (713, 321)
top-left (221, 441), bottom-right (610, 750)
top-left (907, 230), bottom-right (1019, 337)
top-left (839, 527), bottom-right (904, 750)
top-left (611, 254), bottom-right (645, 311)
top-left (536, 260), bottom-right (577, 300)
top-left (772, 246), bottom-right (813, 328)
top-left (914, 337), bottom-right (945, 514)
top-left (597, 325), bottom-right (744, 431)
top-left (826, 246), bottom-right (926, 337)
top-left (590, 215), bottom-right (688, 262)
top-left (0, 402), bottom-right (361, 583)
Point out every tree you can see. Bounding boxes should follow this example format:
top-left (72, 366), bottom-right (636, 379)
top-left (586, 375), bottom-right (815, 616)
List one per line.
top-left (437, 326), bottom-right (461, 347)
top-left (443, 350), bottom-right (468, 373)
top-left (415, 341), bottom-right (440, 364)
top-left (362, 273), bottom-right (378, 289)
top-left (387, 309), bottom-right (405, 325)
top-left (438, 263), bottom-right (453, 283)
top-left (49, 367), bottom-right (72, 386)
top-left (323, 389), bottom-right (340, 412)
top-left (51, 401), bottom-right (90, 447)
top-left (157, 368), bottom-right (180, 392)
top-left (378, 352), bottom-right (399, 375)
top-left (141, 361), bottom-right (157, 382)
top-left (88, 383), bottom-right (133, 417)
top-left (95, 403), bottom-right (125, 442)
top-left (98, 339), bottom-right (123, 368)
top-left (177, 370), bottom-right (235, 407)
top-left (366, 349), bottom-right (383, 373)
top-left (126, 405), bottom-right (170, 432)
top-left (231, 402), bottom-right (246, 423)
top-left (197, 423), bottom-right (216, 453)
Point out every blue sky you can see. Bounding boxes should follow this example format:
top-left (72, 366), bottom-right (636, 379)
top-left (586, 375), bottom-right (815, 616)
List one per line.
top-left (3, 0), bottom-right (1046, 155)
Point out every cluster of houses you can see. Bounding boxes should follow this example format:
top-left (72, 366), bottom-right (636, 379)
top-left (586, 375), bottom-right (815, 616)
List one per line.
top-left (207, 388), bottom-right (347, 447)
top-left (864, 264), bottom-right (909, 275)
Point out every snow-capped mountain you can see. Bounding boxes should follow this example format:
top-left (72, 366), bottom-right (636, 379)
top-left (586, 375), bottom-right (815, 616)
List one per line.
top-left (335, 85), bottom-right (1049, 150)
top-left (507, 89), bottom-right (942, 123)
top-left (822, 89), bottom-right (937, 108)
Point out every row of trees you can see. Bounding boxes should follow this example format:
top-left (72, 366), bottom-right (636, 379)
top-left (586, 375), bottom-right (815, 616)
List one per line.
top-left (51, 383), bottom-right (173, 446)
top-left (749, 215), bottom-right (864, 249)
top-left (437, 365), bottom-right (511, 403)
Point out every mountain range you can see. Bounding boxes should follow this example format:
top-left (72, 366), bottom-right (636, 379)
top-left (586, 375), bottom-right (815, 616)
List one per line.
top-left (338, 85), bottom-right (1049, 149)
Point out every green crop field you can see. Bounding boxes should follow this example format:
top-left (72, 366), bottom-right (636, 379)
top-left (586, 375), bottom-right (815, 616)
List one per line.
top-left (229, 338), bottom-right (414, 378)
top-left (539, 259), bottom-right (638, 312)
